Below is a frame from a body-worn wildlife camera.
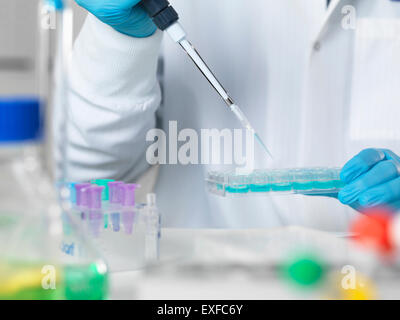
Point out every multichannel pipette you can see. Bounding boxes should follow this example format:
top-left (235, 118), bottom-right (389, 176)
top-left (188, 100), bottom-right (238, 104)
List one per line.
top-left (141, 0), bottom-right (273, 158)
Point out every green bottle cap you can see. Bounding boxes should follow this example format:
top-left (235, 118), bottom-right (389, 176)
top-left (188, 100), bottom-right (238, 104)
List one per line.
top-left (91, 179), bottom-right (115, 201)
top-left (283, 255), bottom-right (325, 287)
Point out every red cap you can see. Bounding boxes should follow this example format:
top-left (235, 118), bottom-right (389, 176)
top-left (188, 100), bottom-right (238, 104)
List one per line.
top-left (350, 208), bottom-right (394, 256)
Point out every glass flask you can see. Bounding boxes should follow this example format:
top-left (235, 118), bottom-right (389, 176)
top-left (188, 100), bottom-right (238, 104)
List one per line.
top-left (0, 99), bottom-right (109, 300)
top-left (0, 0), bottom-right (109, 300)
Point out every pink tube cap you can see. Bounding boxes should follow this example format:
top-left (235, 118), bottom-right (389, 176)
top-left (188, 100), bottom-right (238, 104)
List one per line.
top-left (87, 186), bottom-right (104, 209)
top-left (119, 184), bottom-right (140, 207)
top-left (108, 181), bottom-right (124, 204)
top-left (75, 183), bottom-right (91, 207)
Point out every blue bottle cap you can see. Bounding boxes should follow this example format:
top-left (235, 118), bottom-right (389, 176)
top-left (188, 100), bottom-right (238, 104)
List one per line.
top-left (0, 96), bottom-right (42, 143)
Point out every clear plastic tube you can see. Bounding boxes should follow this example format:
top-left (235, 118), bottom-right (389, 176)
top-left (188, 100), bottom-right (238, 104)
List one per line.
top-left (52, 0), bottom-right (73, 184)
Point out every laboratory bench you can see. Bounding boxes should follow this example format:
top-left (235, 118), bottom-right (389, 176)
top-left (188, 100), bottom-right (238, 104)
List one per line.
top-left (108, 227), bottom-right (400, 300)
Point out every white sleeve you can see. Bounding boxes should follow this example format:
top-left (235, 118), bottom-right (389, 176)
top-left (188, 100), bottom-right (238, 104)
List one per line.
top-left (60, 14), bottom-right (163, 182)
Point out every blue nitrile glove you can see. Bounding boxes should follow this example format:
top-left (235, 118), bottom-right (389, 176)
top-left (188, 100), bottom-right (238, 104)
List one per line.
top-left (338, 148), bottom-right (400, 211)
top-left (75, 0), bottom-right (157, 37)
top-left (47, 0), bottom-right (64, 10)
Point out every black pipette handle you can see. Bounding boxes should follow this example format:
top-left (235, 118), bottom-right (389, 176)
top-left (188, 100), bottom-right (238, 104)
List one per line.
top-left (141, 0), bottom-right (179, 30)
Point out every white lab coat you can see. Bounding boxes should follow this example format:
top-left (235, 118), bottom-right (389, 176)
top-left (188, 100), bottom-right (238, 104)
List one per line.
top-left (66, 0), bottom-right (400, 231)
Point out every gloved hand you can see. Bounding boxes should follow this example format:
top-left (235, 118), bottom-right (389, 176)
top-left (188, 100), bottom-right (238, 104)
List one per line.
top-left (75, 0), bottom-right (157, 38)
top-left (338, 148), bottom-right (400, 211)
top-left (47, 0), bottom-right (64, 10)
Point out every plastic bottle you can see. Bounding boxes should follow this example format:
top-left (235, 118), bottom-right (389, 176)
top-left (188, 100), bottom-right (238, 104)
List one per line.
top-left (0, 98), bottom-right (50, 300)
top-left (0, 0), bottom-right (109, 299)
top-left (0, 98), bottom-right (109, 300)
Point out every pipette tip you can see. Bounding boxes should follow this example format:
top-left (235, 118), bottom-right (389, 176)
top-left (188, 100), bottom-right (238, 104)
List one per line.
top-left (254, 132), bottom-right (274, 159)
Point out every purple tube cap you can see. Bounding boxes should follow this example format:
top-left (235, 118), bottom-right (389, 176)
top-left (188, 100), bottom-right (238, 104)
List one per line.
top-left (75, 183), bottom-right (91, 206)
top-left (119, 184), bottom-right (141, 207)
top-left (87, 186), bottom-right (104, 209)
top-left (108, 181), bottom-right (124, 204)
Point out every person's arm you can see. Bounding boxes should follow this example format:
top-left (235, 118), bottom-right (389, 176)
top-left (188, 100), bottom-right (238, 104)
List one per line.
top-left (59, 12), bottom-right (163, 182)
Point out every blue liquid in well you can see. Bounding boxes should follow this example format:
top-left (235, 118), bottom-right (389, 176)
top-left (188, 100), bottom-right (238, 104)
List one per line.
top-left (292, 182), bottom-right (314, 191)
top-left (313, 181), bottom-right (338, 190)
top-left (333, 180), bottom-right (345, 189)
top-left (250, 184), bottom-right (271, 192)
top-left (270, 183), bottom-right (292, 192)
top-left (226, 185), bottom-right (250, 193)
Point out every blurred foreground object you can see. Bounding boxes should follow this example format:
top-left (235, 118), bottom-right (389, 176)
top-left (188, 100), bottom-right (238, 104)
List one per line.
top-left (350, 208), bottom-right (395, 257)
top-left (325, 271), bottom-right (377, 300)
top-left (0, 0), bottom-right (109, 300)
top-left (281, 253), bottom-right (326, 288)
